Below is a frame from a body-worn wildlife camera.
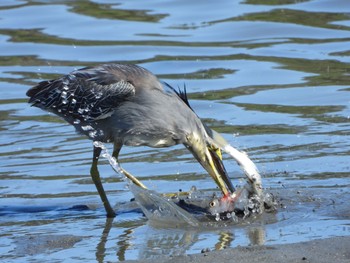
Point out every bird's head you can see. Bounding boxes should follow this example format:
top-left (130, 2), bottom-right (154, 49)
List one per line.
top-left (185, 131), bottom-right (235, 196)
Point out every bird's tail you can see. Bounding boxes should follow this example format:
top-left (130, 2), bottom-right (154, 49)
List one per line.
top-left (26, 79), bottom-right (56, 106)
top-left (26, 77), bottom-right (84, 126)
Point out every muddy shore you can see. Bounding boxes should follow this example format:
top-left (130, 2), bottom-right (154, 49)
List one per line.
top-left (124, 236), bottom-right (350, 263)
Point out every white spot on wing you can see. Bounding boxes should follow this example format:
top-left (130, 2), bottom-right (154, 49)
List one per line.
top-left (154, 139), bottom-right (168, 146)
top-left (93, 110), bottom-right (114, 120)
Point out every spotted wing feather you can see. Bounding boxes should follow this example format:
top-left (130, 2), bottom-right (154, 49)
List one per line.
top-left (27, 67), bottom-right (136, 122)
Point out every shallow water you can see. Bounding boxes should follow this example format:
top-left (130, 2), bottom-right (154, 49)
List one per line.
top-left (1, 0), bottom-right (350, 262)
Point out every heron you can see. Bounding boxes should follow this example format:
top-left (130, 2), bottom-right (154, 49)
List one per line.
top-left (26, 63), bottom-right (240, 217)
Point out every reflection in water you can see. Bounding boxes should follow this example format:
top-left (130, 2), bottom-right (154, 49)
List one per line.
top-left (93, 215), bottom-right (267, 260)
top-left (215, 231), bottom-right (234, 250)
top-left (141, 229), bottom-right (199, 259)
top-left (96, 217), bottom-right (114, 263)
top-left (116, 227), bottom-right (136, 262)
top-left (91, 201), bottom-right (277, 260)
top-left (247, 227), bottom-right (265, 246)
top-left (1, 0), bottom-right (350, 261)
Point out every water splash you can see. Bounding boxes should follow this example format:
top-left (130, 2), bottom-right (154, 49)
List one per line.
top-left (94, 141), bottom-right (277, 226)
top-left (93, 141), bottom-right (123, 176)
top-left (93, 141), bottom-right (200, 227)
top-left (129, 184), bottom-right (200, 227)
top-left (81, 125), bottom-right (93, 131)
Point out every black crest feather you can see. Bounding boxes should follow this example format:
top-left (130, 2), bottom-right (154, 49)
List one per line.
top-left (163, 82), bottom-right (193, 111)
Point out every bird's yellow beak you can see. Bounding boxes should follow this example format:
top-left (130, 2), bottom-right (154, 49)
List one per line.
top-left (186, 133), bottom-right (235, 196)
top-left (204, 144), bottom-right (235, 196)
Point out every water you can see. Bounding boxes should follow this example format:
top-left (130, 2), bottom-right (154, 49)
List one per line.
top-left (1, 0), bottom-right (350, 261)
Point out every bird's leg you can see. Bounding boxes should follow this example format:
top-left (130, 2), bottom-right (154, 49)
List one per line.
top-left (91, 146), bottom-right (116, 217)
top-left (112, 146), bottom-right (147, 189)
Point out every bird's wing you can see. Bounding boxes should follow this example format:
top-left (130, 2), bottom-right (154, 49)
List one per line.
top-left (27, 65), bottom-right (136, 122)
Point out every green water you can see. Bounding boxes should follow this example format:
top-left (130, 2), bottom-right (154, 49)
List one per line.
top-left (0, 0), bottom-right (349, 261)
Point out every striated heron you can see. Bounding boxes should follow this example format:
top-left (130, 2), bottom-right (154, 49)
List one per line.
top-left (26, 63), bottom-right (237, 217)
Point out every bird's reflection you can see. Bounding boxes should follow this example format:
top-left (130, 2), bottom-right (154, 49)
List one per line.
top-left (94, 214), bottom-right (270, 261)
top-left (215, 231), bottom-right (234, 250)
top-left (247, 226), bottom-right (266, 246)
top-left (139, 229), bottom-right (199, 259)
top-left (116, 227), bottom-right (137, 261)
top-left (96, 217), bottom-right (114, 263)
top-left (93, 194), bottom-right (279, 262)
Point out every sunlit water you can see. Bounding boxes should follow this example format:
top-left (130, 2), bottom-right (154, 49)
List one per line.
top-left (1, 0), bottom-right (350, 262)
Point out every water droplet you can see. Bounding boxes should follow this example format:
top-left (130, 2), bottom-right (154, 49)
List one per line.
top-left (93, 141), bottom-right (106, 149)
top-left (153, 210), bottom-right (161, 217)
top-left (81, 125), bottom-right (93, 131)
top-left (89, 130), bottom-right (97, 138)
top-left (71, 98), bottom-right (77, 104)
top-left (231, 212), bottom-right (238, 223)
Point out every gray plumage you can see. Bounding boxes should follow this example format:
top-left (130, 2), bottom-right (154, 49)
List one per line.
top-left (27, 63), bottom-right (234, 217)
top-left (28, 64), bottom-right (203, 146)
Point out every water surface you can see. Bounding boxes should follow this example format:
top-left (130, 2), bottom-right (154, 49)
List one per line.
top-left (1, 0), bottom-right (350, 262)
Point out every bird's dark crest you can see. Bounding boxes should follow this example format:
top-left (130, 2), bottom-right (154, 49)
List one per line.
top-left (163, 82), bottom-right (193, 111)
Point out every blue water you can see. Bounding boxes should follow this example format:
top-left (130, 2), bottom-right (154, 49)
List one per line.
top-left (1, 0), bottom-right (350, 262)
